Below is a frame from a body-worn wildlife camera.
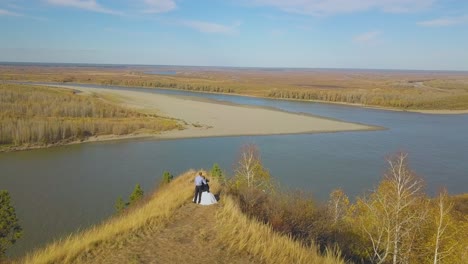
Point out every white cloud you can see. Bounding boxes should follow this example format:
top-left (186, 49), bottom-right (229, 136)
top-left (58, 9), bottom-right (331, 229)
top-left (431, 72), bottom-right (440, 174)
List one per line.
top-left (181, 20), bottom-right (240, 35)
top-left (46, 0), bottom-right (119, 14)
top-left (417, 15), bottom-right (468, 27)
top-left (143, 0), bottom-right (176, 13)
top-left (353, 31), bottom-right (382, 45)
top-left (0, 8), bottom-right (23, 16)
top-left (252, 0), bottom-right (435, 16)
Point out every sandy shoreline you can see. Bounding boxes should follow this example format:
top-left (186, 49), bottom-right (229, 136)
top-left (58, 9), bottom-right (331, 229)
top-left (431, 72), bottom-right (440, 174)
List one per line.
top-left (44, 84), bottom-right (381, 141)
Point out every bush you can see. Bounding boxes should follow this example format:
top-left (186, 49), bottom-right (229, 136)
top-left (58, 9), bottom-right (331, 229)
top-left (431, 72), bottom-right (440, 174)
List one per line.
top-left (161, 171), bottom-right (174, 184)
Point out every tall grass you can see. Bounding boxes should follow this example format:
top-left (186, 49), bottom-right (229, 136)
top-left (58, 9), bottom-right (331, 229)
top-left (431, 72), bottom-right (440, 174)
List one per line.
top-left (18, 171), bottom-right (344, 264)
top-left (216, 196), bottom-right (344, 264)
top-left (19, 170), bottom-right (200, 264)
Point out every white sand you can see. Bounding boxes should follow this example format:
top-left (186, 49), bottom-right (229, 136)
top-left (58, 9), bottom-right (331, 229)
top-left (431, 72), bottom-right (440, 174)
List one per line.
top-left (51, 85), bottom-right (380, 139)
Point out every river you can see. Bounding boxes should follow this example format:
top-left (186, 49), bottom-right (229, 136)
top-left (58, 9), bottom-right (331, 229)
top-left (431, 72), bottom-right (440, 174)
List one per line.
top-left (1, 83), bottom-right (467, 257)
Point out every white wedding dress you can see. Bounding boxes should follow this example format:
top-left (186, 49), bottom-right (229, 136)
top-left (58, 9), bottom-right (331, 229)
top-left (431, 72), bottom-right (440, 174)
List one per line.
top-left (194, 191), bottom-right (218, 205)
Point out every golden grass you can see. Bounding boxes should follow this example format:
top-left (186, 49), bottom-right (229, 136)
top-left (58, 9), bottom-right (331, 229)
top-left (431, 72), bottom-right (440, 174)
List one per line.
top-left (216, 196), bottom-right (344, 264)
top-left (19, 170), bottom-right (201, 264)
top-left (18, 170), bottom-right (344, 264)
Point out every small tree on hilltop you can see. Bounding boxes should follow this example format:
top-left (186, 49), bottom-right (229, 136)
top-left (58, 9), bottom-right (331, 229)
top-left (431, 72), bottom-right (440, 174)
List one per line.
top-left (114, 196), bottom-right (126, 214)
top-left (161, 171), bottom-right (174, 185)
top-left (210, 163), bottom-right (224, 181)
top-left (0, 190), bottom-right (23, 259)
top-left (129, 184), bottom-right (144, 206)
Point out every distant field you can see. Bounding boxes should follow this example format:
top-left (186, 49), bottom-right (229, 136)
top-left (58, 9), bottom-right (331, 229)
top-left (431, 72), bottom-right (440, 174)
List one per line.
top-left (2, 65), bottom-right (468, 110)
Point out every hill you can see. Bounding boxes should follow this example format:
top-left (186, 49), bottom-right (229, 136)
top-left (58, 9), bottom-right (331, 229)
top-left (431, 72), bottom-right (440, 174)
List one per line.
top-left (18, 171), bottom-right (342, 264)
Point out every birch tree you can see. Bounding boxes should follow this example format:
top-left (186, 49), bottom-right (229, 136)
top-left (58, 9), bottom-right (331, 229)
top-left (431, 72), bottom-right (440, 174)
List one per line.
top-left (356, 153), bottom-right (427, 264)
top-left (234, 144), bottom-right (270, 190)
top-left (328, 188), bottom-right (350, 226)
top-left (426, 189), bottom-right (460, 264)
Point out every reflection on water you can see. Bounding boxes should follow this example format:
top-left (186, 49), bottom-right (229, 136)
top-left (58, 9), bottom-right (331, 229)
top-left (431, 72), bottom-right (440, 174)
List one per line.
top-left (1, 84), bottom-right (468, 257)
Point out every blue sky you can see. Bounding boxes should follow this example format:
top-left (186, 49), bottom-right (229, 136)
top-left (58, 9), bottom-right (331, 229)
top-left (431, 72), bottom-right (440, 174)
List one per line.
top-left (0, 0), bottom-right (467, 70)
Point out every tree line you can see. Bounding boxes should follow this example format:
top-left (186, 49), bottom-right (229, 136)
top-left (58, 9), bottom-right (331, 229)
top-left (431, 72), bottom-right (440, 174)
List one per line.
top-left (268, 89), bottom-right (468, 110)
top-left (0, 84), bottom-right (180, 148)
top-left (98, 79), bottom-right (236, 94)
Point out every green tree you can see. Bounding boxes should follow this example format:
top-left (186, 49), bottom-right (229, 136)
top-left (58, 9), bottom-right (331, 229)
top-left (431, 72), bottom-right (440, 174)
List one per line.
top-left (114, 196), bottom-right (126, 214)
top-left (161, 171), bottom-right (174, 184)
top-left (129, 184), bottom-right (144, 206)
top-left (210, 163), bottom-right (224, 181)
top-left (0, 190), bottom-right (23, 258)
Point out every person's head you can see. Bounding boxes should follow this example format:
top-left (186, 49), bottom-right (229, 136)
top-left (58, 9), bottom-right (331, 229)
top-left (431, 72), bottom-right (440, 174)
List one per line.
top-left (198, 172), bottom-right (203, 176)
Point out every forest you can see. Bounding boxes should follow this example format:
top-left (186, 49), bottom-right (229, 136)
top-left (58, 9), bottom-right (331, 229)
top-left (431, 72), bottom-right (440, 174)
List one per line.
top-left (0, 84), bottom-right (180, 150)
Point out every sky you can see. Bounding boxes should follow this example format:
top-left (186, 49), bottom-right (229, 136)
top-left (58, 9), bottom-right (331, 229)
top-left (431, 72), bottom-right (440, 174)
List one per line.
top-left (0, 0), bottom-right (467, 70)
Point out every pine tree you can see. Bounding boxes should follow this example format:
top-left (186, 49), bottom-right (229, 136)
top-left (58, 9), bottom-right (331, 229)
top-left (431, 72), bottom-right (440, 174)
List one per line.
top-left (210, 163), bottom-right (224, 181)
top-left (129, 184), bottom-right (144, 206)
top-left (114, 196), bottom-right (126, 214)
top-left (0, 190), bottom-right (23, 258)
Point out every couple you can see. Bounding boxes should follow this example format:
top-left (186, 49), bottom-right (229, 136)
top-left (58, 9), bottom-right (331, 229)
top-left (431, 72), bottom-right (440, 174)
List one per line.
top-left (193, 172), bottom-right (217, 205)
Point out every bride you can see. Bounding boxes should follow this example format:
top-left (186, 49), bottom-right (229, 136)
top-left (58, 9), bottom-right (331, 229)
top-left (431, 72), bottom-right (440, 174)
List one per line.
top-left (199, 189), bottom-right (217, 205)
top-left (195, 177), bottom-right (218, 205)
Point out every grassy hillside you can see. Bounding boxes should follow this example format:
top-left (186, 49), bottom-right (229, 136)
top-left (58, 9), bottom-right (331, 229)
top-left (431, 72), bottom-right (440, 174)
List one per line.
top-left (0, 83), bottom-right (181, 151)
top-left (10, 159), bottom-right (468, 263)
top-left (17, 171), bottom-right (343, 264)
top-left (2, 65), bottom-right (468, 110)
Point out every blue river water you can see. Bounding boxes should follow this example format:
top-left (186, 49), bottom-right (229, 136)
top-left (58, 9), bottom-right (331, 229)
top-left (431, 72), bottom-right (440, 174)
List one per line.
top-left (1, 83), bottom-right (467, 257)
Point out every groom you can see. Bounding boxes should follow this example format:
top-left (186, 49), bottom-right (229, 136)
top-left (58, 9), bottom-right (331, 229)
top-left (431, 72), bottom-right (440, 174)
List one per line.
top-left (193, 172), bottom-right (205, 204)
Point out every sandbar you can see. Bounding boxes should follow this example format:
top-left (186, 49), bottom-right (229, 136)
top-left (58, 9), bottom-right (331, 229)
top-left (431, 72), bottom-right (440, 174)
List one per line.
top-left (47, 84), bottom-right (381, 139)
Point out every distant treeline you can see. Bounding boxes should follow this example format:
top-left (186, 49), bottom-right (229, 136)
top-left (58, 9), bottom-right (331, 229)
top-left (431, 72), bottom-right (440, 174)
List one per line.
top-left (98, 79), bottom-right (468, 110)
top-left (268, 89), bottom-right (468, 110)
top-left (0, 84), bottom-right (180, 148)
top-left (3, 66), bottom-right (468, 110)
top-left (98, 79), bottom-right (236, 94)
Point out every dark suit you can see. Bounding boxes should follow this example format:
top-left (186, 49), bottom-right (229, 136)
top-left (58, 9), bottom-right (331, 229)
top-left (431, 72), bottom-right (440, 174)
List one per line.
top-left (194, 185), bottom-right (203, 203)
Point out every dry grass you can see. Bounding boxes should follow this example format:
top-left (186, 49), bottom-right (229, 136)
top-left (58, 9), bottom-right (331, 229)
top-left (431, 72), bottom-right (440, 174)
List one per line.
top-left (216, 196), bottom-right (344, 264)
top-left (18, 171), bottom-right (344, 264)
top-left (19, 170), bottom-right (200, 264)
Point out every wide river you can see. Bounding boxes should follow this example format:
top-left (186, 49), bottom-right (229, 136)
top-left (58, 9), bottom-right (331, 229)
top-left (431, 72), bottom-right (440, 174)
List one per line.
top-left (1, 84), bottom-right (468, 257)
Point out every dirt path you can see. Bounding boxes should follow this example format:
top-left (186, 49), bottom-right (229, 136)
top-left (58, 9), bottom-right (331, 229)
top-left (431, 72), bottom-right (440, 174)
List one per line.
top-left (79, 202), bottom-right (255, 264)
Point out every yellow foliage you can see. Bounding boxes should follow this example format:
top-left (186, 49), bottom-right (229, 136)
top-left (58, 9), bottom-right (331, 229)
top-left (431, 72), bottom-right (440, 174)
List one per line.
top-left (0, 84), bottom-right (180, 149)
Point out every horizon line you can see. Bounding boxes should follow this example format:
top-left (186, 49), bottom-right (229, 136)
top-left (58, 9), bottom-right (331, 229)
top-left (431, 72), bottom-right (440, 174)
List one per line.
top-left (1, 61), bottom-right (467, 73)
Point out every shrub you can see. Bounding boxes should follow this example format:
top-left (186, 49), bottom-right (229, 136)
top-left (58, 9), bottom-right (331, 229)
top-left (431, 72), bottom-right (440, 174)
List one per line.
top-left (161, 171), bottom-right (174, 185)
